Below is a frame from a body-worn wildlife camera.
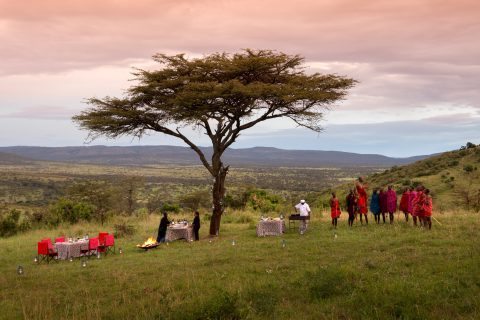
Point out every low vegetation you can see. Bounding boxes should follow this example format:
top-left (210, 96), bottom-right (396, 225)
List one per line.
top-left (0, 212), bottom-right (479, 319)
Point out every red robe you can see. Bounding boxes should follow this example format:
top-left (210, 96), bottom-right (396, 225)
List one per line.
top-left (356, 184), bottom-right (368, 214)
top-left (399, 191), bottom-right (410, 213)
top-left (330, 198), bottom-right (341, 218)
top-left (386, 189), bottom-right (397, 213)
top-left (412, 191), bottom-right (426, 217)
top-left (379, 190), bottom-right (388, 214)
top-left (424, 196), bottom-right (432, 217)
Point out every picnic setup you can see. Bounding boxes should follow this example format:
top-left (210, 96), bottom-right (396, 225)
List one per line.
top-left (36, 232), bottom-right (116, 263)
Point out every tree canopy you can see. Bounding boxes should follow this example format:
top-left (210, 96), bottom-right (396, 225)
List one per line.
top-left (73, 49), bottom-right (357, 235)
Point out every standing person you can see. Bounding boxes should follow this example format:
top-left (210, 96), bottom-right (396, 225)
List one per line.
top-left (157, 211), bottom-right (170, 243)
top-left (408, 187), bottom-right (418, 226)
top-left (295, 199), bottom-right (311, 234)
top-left (370, 189), bottom-right (381, 224)
top-left (192, 211), bottom-right (201, 241)
top-left (379, 188), bottom-right (388, 224)
top-left (346, 190), bottom-right (357, 227)
top-left (330, 192), bottom-right (341, 228)
top-left (355, 177), bottom-right (368, 225)
top-left (423, 189), bottom-right (433, 230)
top-left (386, 185), bottom-right (397, 224)
top-left (412, 186), bottom-right (426, 227)
top-left (399, 188), bottom-right (411, 222)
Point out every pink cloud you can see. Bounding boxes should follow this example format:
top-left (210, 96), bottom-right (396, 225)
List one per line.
top-left (0, 0), bottom-right (479, 75)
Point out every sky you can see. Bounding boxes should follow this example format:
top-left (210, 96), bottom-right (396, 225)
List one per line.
top-left (0, 0), bottom-right (479, 157)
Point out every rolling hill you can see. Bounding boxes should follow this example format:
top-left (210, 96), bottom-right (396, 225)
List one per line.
top-left (0, 145), bottom-right (429, 167)
top-left (0, 152), bottom-right (31, 164)
top-left (316, 145), bottom-right (480, 212)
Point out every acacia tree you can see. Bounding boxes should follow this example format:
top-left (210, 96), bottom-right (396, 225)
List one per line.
top-left (73, 49), bottom-right (356, 236)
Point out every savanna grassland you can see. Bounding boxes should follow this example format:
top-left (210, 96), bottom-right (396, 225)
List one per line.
top-left (0, 160), bottom-right (383, 209)
top-left (0, 212), bottom-right (479, 320)
top-left (1, 146), bottom-right (480, 319)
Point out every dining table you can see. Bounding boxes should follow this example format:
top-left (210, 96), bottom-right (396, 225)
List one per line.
top-left (256, 219), bottom-right (286, 237)
top-left (166, 224), bottom-right (193, 242)
top-left (55, 239), bottom-right (89, 260)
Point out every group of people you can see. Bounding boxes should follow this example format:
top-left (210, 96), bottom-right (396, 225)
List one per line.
top-left (329, 177), bottom-right (434, 229)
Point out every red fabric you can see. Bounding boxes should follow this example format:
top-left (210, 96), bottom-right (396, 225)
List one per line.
top-left (399, 192), bottom-right (410, 212)
top-left (379, 191), bottom-right (388, 213)
top-left (98, 232), bottom-right (109, 245)
top-left (424, 196), bottom-right (433, 217)
top-left (412, 191), bottom-right (426, 217)
top-left (386, 190), bottom-right (397, 213)
top-left (37, 241), bottom-right (48, 255)
top-left (55, 236), bottom-right (65, 243)
top-left (105, 234), bottom-right (115, 247)
top-left (330, 198), bottom-right (341, 218)
top-left (42, 238), bottom-right (54, 250)
top-left (408, 191), bottom-right (417, 214)
top-left (356, 184), bottom-right (368, 214)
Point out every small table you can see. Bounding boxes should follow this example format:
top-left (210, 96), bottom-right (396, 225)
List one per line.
top-left (166, 226), bottom-right (193, 242)
top-left (288, 214), bottom-right (310, 230)
top-left (256, 219), bottom-right (286, 237)
top-left (55, 240), bottom-right (89, 260)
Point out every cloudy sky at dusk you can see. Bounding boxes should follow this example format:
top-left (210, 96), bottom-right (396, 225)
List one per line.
top-left (0, 0), bottom-right (479, 157)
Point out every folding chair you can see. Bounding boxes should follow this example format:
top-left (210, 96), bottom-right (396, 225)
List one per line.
top-left (55, 236), bottom-right (65, 243)
top-left (37, 241), bottom-right (58, 263)
top-left (81, 237), bottom-right (99, 258)
top-left (104, 234), bottom-right (115, 255)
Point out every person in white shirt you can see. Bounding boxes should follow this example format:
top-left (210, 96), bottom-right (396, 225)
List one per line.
top-left (295, 199), bottom-right (311, 233)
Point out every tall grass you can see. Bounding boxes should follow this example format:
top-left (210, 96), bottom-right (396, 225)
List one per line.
top-left (0, 211), bottom-right (479, 319)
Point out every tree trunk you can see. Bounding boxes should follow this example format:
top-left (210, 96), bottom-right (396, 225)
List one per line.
top-left (209, 166), bottom-right (228, 236)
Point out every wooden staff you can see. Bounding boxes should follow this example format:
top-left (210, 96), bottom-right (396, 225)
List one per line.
top-left (432, 216), bottom-right (442, 225)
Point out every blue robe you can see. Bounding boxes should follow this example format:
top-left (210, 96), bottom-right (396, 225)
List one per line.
top-left (370, 193), bottom-right (381, 215)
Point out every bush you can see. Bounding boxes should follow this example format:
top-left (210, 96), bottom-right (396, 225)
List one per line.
top-left (245, 188), bottom-right (283, 213)
top-left (114, 222), bottom-right (136, 238)
top-left (463, 164), bottom-right (474, 173)
top-left (0, 209), bottom-right (30, 237)
top-left (160, 203), bottom-right (180, 213)
top-left (49, 198), bottom-right (95, 224)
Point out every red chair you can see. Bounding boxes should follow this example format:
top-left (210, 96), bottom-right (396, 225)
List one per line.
top-left (104, 234), bottom-right (115, 255)
top-left (98, 232), bottom-right (109, 246)
top-left (42, 238), bottom-right (55, 251)
top-left (55, 236), bottom-right (65, 243)
top-left (37, 241), bottom-right (58, 263)
top-left (80, 237), bottom-right (99, 258)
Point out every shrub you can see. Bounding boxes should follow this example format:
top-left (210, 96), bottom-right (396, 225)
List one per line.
top-left (160, 203), bottom-right (180, 213)
top-left (114, 222), bottom-right (136, 238)
top-left (0, 209), bottom-right (30, 237)
top-left (463, 164), bottom-right (474, 173)
top-left (245, 188), bottom-right (283, 213)
top-left (50, 198), bottom-right (95, 224)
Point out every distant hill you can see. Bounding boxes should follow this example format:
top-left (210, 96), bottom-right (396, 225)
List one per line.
top-left (366, 145), bottom-right (480, 211)
top-left (0, 145), bottom-right (430, 167)
top-left (0, 152), bottom-right (31, 164)
top-left (316, 145), bottom-right (480, 211)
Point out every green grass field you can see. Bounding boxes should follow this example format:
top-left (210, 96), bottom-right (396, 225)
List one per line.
top-left (1, 212), bottom-right (479, 319)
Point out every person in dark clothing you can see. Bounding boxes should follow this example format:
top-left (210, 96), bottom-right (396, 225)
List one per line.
top-left (192, 211), bottom-right (201, 241)
top-left (370, 189), bottom-right (381, 224)
top-left (346, 189), bottom-right (357, 227)
top-left (157, 211), bottom-right (170, 243)
top-left (379, 188), bottom-right (388, 223)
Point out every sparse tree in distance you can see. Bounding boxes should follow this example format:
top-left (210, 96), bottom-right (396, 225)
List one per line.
top-left (73, 49), bottom-right (356, 236)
